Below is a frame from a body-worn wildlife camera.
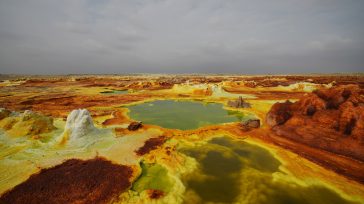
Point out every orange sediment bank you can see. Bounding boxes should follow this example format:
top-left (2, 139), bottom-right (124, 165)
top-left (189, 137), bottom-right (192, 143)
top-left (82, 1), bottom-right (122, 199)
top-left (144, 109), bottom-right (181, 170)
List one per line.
top-left (0, 158), bottom-right (133, 204)
top-left (102, 110), bottom-right (130, 126)
top-left (247, 127), bottom-right (364, 184)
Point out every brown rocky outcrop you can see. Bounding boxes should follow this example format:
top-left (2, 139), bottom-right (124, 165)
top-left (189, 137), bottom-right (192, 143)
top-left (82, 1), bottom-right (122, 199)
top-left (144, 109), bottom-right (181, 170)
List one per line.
top-left (266, 85), bottom-right (364, 183)
top-left (266, 100), bottom-right (293, 127)
top-left (266, 85), bottom-right (364, 182)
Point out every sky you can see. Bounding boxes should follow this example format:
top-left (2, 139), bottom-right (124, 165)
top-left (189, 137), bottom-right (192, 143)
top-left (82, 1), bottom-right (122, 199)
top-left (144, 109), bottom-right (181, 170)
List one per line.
top-left (0, 0), bottom-right (363, 74)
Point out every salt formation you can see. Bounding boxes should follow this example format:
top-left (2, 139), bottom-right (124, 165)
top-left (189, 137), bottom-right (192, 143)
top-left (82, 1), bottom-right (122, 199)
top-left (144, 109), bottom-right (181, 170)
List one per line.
top-left (63, 109), bottom-right (96, 140)
top-left (210, 84), bottom-right (256, 99)
top-left (227, 96), bottom-right (251, 108)
top-left (287, 82), bottom-right (333, 92)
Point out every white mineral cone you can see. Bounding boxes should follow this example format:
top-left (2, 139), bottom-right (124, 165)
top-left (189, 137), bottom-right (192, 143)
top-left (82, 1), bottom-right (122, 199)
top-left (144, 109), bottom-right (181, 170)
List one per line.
top-left (63, 109), bottom-right (95, 140)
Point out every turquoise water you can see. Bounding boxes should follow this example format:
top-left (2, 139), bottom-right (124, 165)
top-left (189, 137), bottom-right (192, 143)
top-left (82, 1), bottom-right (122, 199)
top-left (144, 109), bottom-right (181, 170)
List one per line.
top-left (180, 136), bottom-right (357, 204)
top-left (127, 100), bottom-right (255, 130)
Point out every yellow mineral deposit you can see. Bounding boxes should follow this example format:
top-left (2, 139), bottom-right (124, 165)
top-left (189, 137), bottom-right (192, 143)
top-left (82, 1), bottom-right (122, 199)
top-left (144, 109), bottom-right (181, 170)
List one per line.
top-left (0, 75), bottom-right (363, 204)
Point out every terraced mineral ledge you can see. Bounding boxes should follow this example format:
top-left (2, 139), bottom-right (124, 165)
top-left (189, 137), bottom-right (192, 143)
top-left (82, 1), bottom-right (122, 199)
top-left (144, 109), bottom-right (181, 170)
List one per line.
top-left (0, 74), bottom-right (363, 204)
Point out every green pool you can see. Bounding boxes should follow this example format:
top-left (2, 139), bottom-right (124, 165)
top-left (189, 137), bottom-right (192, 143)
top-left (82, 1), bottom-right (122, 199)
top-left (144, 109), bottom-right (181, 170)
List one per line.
top-left (127, 100), bottom-right (255, 130)
top-left (180, 136), bottom-right (357, 204)
top-left (100, 90), bottom-right (128, 95)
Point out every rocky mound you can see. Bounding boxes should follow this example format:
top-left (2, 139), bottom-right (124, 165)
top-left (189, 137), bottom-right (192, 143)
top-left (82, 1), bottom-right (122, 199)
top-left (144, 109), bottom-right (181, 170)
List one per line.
top-left (266, 85), bottom-right (364, 162)
top-left (0, 108), bottom-right (11, 120)
top-left (0, 109), bottom-right (55, 137)
top-left (0, 158), bottom-right (133, 204)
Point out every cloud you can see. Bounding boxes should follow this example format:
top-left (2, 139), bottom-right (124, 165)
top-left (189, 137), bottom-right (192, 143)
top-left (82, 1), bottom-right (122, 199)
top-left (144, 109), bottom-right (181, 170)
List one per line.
top-left (307, 36), bottom-right (354, 51)
top-left (0, 0), bottom-right (363, 74)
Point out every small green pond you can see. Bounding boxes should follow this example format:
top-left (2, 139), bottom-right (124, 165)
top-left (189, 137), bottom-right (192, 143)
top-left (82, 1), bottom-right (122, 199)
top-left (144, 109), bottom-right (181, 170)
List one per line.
top-left (132, 162), bottom-right (173, 193)
top-left (127, 100), bottom-right (255, 130)
top-left (100, 90), bottom-right (128, 95)
top-left (180, 136), bottom-right (358, 204)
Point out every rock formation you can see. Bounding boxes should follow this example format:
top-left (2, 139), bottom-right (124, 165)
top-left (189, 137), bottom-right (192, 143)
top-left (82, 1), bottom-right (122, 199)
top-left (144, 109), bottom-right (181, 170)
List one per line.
top-left (267, 85), bottom-right (364, 161)
top-left (266, 100), bottom-right (293, 127)
top-left (63, 109), bottom-right (96, 140)
top-left (227, 96), bottom-right (251, 108)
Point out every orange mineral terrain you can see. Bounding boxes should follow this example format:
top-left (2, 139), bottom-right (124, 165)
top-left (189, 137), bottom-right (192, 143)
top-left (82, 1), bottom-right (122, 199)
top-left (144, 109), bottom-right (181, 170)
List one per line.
top-left (0, 74), bottom-right (363, 204)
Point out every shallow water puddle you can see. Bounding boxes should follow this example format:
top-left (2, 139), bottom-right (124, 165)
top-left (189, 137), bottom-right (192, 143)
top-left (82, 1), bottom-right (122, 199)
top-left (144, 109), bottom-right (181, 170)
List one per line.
top-left (180, 136), bottom-right (358, 204)
top-left (127, 100), bottom-right (255, 130)
top-left (100, 90), bottom-right (128, 95)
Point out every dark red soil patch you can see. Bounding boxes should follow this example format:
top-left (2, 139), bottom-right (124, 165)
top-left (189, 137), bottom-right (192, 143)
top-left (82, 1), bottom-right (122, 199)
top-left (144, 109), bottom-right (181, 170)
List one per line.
top-left (135, 136), bottom-right (166, 156)
top-left (147, 189), bottom-right (165, 199)
top-left (0, 158), bottom-right (133, 204)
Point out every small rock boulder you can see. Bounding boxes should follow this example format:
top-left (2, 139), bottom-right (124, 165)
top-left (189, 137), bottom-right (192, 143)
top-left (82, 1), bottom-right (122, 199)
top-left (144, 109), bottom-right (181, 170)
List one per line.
top-left (128, 121), bottom-right (143, 131)
top-left (241, 119), bottom-right (260, 131)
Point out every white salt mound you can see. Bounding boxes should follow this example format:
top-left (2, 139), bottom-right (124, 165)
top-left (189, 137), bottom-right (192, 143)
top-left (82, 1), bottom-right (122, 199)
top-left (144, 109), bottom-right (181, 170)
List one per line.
top-left (64, 109), bottom-right (95, 140)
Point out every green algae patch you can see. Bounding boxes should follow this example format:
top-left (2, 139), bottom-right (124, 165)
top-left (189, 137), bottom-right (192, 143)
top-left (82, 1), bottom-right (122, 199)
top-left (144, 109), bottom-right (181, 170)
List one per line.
top-left (180, 136), bottom-right (359, 204)
top-left (209, 136), bottom-right (281, 173)
top-left (236, 167), bottom-right (360, 204)
top-left (132, 162), bottom-right (173, 193)
top-left (127, 100), bottom-right (256, 130)
top-left (180, 137), bottom-right (262, 203)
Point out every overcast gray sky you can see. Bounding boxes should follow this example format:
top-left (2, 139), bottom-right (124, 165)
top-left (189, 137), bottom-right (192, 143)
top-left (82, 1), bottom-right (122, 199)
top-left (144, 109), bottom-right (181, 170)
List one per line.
top-left (0, 0), bottom-right (363, 74)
